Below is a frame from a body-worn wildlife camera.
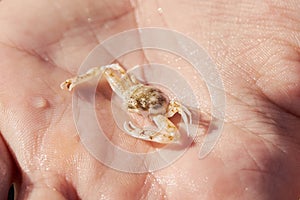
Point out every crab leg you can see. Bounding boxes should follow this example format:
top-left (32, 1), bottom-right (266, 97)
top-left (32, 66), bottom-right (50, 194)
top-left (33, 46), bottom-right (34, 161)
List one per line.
top-left (60, 64), bottom-right (135, 96)
top-left (123, 121), bottom-right (160, 140)
top-left (166, 100), bottom-right (192, 136)
top-left (123, 114), bottom-right (180, 143)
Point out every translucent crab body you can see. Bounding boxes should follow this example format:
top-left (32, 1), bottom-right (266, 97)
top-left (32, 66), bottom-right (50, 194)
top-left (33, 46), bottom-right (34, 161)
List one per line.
top-left (61, 64), bottom-right (191, 143)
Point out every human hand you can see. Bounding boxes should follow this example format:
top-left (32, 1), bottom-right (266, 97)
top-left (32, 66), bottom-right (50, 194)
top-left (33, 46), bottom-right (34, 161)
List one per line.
top-left (0, 0), bottom-right (300, 199)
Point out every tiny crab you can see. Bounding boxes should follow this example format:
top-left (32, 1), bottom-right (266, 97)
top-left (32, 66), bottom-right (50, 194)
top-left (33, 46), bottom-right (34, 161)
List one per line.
top-left (60, 64), bottom-right (192, 143)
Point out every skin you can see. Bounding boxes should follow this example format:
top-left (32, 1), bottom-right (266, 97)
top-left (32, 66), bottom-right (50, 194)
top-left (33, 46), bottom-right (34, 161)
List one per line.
top-left (0, 0), bottom-right (300, 199)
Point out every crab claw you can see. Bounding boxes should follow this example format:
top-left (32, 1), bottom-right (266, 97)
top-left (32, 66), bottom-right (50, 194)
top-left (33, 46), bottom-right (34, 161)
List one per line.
top-left (60, 79), bottom-right (75, 91)
top-left (167, 100), bottom-right (192, 137)
top-left (123, 120), bottom-right (179, 143)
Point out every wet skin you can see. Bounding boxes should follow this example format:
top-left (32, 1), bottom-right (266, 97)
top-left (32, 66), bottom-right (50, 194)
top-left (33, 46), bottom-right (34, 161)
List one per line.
top-left (0, 0), bottom-right (300, 199)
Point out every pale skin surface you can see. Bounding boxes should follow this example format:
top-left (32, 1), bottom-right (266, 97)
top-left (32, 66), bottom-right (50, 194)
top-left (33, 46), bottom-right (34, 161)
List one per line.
top-left (0, 0), bottom-right (300, 199)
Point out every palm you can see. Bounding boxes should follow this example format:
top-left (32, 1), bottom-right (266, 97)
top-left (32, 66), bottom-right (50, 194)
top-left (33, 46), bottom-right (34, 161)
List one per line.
top-left (0, 0), bottom-right (300, 199)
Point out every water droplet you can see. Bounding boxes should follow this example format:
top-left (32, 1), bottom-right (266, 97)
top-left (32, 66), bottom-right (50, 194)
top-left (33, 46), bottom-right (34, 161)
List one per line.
top-left (203, 176), bottom-right (209, 183)
top-left (41, 54), bottom-right (50, 62)
top-left (157, 7), bottom-right (163, 14)
top-left (30, 96), bottom-right (48, 109)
